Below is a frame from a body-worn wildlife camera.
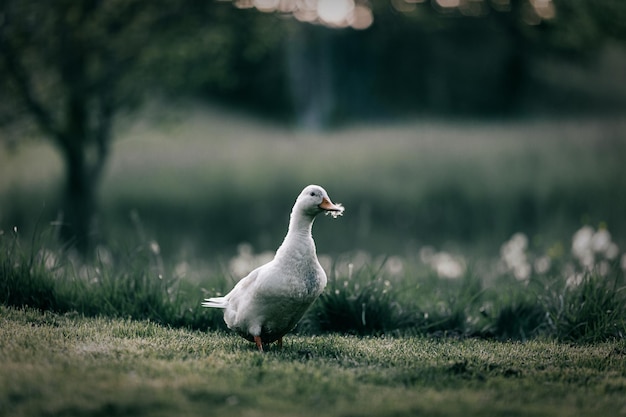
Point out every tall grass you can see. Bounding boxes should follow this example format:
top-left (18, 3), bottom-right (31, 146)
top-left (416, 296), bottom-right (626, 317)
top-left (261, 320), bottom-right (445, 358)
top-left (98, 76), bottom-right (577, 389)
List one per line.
top-left (542, 270), bottom-right (626, 343)
top-left (2, 225), bottom-right (624, 343)
top-left (302, 261), bottom-right (418, 336)
top-left (0, 227), bottom-right (226, 331)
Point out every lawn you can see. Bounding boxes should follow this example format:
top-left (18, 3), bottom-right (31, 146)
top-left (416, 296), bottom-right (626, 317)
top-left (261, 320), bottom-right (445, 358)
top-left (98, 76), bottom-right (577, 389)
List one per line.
top-left (2, 106), bottom-right (626, 416)
top-left (2, 306), bottom-right (625, 417)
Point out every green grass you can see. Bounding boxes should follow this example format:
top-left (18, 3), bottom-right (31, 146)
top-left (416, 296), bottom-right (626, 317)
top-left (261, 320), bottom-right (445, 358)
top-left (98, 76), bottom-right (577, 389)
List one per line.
top-left (2, 306), bottom-right (626, 417)
top-left (2, 227), bottom-right (625, 342)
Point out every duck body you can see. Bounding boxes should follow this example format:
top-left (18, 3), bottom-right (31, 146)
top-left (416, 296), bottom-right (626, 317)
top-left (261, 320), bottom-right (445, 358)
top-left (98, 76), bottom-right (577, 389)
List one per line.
top-left (202, 185), bottom-right (344, 350)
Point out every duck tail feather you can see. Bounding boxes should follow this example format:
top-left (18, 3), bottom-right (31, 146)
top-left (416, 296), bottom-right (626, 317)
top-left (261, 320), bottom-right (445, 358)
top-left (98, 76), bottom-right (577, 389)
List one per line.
top-left (201, 297), bottom-right (228, 309)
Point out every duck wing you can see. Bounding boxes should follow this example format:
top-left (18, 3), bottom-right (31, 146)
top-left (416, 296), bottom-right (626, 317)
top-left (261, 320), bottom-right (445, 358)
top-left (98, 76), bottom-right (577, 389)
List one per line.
top-left (202, 264), bottom-right (264, 309)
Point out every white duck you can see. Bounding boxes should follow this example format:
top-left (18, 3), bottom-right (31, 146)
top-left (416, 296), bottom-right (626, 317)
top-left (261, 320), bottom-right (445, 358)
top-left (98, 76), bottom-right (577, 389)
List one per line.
top-left (202, 185), bottom-right (344, 352)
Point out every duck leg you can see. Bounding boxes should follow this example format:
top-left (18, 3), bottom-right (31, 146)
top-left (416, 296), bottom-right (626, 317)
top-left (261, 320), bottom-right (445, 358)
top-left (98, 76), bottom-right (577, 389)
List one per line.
top-left (254, 336), bottom-right (264, 352)
top-left (277, 337), bottom-right (283, 349)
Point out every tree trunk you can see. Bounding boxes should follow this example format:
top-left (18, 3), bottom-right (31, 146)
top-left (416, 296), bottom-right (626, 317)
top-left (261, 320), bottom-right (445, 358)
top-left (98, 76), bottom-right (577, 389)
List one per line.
top-left (59, 143), bottom-right (97, 255)
top-left (56, 90), bottom-right (108, 256)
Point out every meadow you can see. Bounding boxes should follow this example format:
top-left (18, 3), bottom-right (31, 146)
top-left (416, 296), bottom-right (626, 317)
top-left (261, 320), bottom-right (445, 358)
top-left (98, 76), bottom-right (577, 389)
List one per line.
top-left (1, 104), bottom-right (626, 415)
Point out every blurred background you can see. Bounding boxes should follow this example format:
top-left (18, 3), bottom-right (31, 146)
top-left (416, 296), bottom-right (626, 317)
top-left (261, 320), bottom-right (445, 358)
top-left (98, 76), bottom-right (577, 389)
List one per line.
top-left (1, 0), bottom-right (625, 265)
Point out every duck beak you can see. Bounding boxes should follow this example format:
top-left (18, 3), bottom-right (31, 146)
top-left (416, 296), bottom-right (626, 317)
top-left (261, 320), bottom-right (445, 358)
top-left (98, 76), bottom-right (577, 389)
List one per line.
top-left (319, 197), bottom-right (344, 216)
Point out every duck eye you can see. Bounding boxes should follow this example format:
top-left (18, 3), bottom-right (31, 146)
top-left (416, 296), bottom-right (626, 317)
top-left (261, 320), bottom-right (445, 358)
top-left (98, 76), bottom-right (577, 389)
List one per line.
top-left (309, 192), bottom-right (316, 197)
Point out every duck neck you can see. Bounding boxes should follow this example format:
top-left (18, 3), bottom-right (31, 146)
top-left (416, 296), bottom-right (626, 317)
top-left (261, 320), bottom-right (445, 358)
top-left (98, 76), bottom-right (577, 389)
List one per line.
top-left (275, 210), bottom-right (317, 260)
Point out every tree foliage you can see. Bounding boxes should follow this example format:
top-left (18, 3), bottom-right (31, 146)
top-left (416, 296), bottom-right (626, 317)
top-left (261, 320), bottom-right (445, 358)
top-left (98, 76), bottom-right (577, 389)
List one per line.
top-left (0, 1), bottom-right (234, 253)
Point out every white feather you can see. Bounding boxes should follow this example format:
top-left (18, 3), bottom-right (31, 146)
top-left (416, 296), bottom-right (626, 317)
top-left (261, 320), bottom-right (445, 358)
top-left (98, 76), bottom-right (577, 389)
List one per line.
top-left (201, 297), bottom-right (228, 309)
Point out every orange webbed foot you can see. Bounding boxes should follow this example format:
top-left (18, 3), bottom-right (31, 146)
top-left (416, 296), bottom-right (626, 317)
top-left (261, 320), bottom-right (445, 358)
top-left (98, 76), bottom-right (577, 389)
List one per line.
top-left (254, 335), bottom-right (264, 353)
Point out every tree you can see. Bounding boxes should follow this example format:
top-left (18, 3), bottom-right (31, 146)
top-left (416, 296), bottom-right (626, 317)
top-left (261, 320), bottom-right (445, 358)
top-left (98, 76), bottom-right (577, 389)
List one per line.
top-left (0, 0), bottom-right (229, 254)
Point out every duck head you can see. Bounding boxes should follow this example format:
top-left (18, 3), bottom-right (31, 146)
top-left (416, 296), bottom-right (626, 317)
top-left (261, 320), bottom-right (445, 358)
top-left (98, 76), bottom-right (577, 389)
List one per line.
top-left (296, 185), bottom-right (344, 218)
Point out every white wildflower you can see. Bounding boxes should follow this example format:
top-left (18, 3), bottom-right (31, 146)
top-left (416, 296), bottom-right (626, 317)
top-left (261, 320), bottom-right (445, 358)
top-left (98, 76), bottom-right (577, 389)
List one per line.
top-left (432, 252), bottom-right (465, 279)
top-left (572, 225), bottom-right (618, 269)
top-left (149, 240), bottom-right (161, 256)
top-left (95, 245), bottom-right (113, 266)
top-left (350, 251), bottom-right (371, 270)
top-left (175, 261), bottom-right (190, 278)
top-left (572, 226), bottom-right (594, 263)
top-left (513, 262), bottom-right (531, 281)
top-left (534, 255), bottom-right (551, 275)
top-left (419, 246), bottom-right (464, 279)
top-left (578, 251), bottom-right (595, 269)
top-left (385, 256), bottom-right (404, 276)
top-left (500, 232), bottom-right (531, 281)
top-left (566, 273), bottom-right (584, 288)
top-left (38, 249), bottom-right (58, 271)
top-left (591, 228), bottom-right (612, 254)
top-left (419, 246), bottom-right (436, 264)
top-left (598, 260), bottom-right (610, 277)
top-left (605, 243), bottom-right (619, 260)
top-left (229, 243), bottom-right (274, 277)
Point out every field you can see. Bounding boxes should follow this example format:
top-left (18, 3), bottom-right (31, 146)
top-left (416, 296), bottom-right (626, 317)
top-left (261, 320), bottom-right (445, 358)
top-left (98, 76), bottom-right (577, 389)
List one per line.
top-left (2, 104), bottom-right (626, 258)
top-left (2, 306), bottom-right (626, 417)
top-left (2, 104), bottom-right (626, 416)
